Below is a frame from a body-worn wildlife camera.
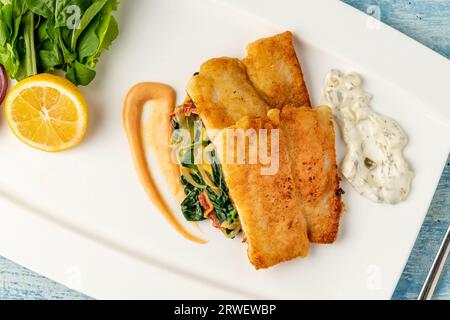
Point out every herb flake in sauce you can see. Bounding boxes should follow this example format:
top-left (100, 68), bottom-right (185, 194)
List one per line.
top-left (322, 70), bottom-right (414, 204)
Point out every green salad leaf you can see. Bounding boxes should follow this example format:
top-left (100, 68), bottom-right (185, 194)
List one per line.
top-left (16, 10), bottom-right (36, 80)
top-left (26, 0), bottom-right (56, 18)
top-left (0, 0), bottom-right (119, 86)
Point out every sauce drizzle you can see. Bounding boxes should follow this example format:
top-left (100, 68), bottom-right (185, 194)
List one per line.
top-left (123, 82), bottom-right (206, 244)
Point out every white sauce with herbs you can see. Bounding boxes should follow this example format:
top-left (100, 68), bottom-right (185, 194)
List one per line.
top-left (322, 70), bottom-right (414, 204)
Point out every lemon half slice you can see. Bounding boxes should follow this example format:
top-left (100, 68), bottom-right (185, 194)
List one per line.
top-left (5, 74), bottom-right (88, 152)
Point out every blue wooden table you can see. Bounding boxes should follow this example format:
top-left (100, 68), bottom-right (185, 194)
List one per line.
top-left (0, 0), bottom-right (449, 300)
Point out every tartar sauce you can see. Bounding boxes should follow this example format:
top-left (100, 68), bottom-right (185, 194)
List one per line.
top-left (322, 70), bottom-right (414, 204)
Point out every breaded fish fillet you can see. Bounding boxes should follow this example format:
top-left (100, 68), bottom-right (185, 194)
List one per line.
top-left (187, 58), bottom-right (269, 134)
top-left (214, 117), bottom-right (309, 269)
top-left (280, 106), bottom-right (344, 243)
top-left (243, 31), bottom-right (311, 109)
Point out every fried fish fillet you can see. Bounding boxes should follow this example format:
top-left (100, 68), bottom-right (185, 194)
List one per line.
top-left (243, 31), bottom-right (311, 109)
top-left (187, 58), bottom-right (269, 134)
top-left (214, 116), bottom-right (309, 269)
top-left (280, 106), bottom-right (344, 243)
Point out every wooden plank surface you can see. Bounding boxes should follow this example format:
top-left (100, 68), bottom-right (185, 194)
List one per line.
top-left (393, 156), bottom-right (450, 300)
top-left (344, 0), bottom-right (450, 300)
top-left (0, 257), bottom-right (89, 300)
top-left (0, 0), bottom-right (449, 300)
top-left (344, 0), bottom-right (450, 59)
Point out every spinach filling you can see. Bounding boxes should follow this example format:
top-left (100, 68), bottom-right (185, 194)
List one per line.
top-left (171, 101), bottom-right (241, 238)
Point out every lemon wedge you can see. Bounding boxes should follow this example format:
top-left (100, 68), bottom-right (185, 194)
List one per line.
top-left (5, 74), bottom-right (88, 152)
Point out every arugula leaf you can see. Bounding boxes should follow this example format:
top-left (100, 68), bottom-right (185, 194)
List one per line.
top-left (76, 7), bottom-right (100, 62)
top-left (66, 60), bottom-right (95, 86)
top-left (38, 48), bottom-right (62, 72)
top-left (91, 14), bottom-right (118, 66)
top-left (36, 19), bottom-right (63, 72)
top-left (0, 4), bottom-right (13, 46)
top-left (15, 10), bottom-right (36, 80)
top-left (0, 0), bottom-right (27, 79)
top-left (55, 0), bottom-right (89, 28)
top-left (80, 0), bottom-right (118, 68)
top-left (12, 0), bottom-right (27, 42)
top-left (56, 27), bottom-right (76, 64)
top-left (77, 27), bottom-right (99, 62)
top-left (59, 24), bottom-right (72, 49)
top-left (70, 0), bottom-right (107, 51)
top-left (0, 0), bottom-right (119, 86)
top-left (0, 43), bottom-right (19, 76)
top-left (0, 20), bottom-right (10, 47)
top-left (25, 0), bottom-right (55, 18)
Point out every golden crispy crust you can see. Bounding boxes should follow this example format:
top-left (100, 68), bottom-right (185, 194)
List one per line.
top-left (214, 117), bottom-right (309, 269)
top-left (187, 58), bottom-right (269, 133)
top-left (280, 106), bottom-right (345, 243)
top-left (243, 31), bottom-right (311, 109)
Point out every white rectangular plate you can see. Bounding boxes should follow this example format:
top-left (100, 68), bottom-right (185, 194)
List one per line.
top-left (0, 0), bottom-right (449, 299)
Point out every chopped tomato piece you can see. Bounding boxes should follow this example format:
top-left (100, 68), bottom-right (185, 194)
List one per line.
top-left (170, 102), bottom-right (198, 120)
top-left (198, 194), bottom-right (223, 230)
top-left (208, 212), bottom-right (223, 230)
top-left (180, 105), bottom-right (197, 115)
top-left (198, 194), bottom-right (210, 211)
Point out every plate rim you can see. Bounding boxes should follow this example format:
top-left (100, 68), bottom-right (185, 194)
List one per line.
top-left (1, 0), bottom-right (449, 299)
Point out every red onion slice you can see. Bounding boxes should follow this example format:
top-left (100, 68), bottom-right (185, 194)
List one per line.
top-left (0, 65), bottom-right (8, 104)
